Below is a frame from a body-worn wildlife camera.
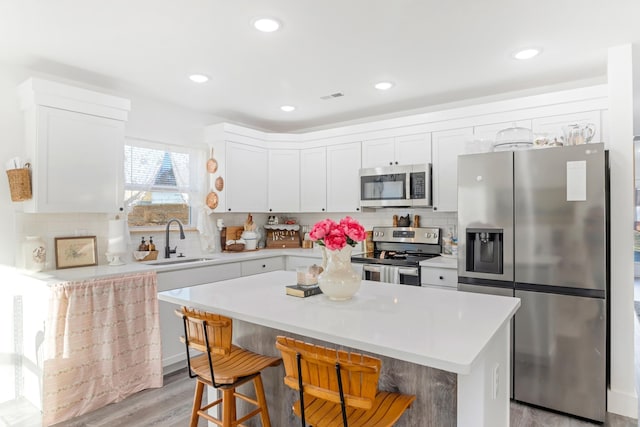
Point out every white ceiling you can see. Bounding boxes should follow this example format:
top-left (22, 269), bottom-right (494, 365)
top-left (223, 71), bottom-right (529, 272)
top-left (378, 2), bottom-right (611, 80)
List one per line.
top-left (1, 1), bottom-right (639, 133)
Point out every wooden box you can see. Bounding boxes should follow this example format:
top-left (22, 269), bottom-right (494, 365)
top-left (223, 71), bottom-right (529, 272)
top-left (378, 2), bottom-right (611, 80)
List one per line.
top-left (265, 228), bottom-right (301, 249)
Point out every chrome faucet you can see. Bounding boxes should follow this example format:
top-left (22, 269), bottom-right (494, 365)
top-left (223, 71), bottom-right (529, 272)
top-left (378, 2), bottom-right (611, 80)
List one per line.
top-left (165, 218), bottom-right (185, 258)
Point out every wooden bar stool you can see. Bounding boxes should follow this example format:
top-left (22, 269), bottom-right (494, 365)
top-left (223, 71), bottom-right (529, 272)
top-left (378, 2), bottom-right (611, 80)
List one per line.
top-left (275, 336), bottom-right (416, 427)
top-left (177, 307), bottom-right (281, 427)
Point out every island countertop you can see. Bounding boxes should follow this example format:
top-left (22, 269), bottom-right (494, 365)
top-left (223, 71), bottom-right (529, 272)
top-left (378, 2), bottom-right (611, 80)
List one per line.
top-left (158, 270), bottom-right (519, 375)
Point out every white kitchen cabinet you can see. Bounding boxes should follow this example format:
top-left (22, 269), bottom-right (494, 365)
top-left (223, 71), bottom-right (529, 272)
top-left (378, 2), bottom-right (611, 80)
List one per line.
top-left (361, 133), bottom-right (431, 168)
top-left (157, 262), bottom-right (242, 370)
top-left (300, 147), bottom-right (327, 212)
top-left (421, 266), bottom-right (458, 290)
top-left (431, 127), bottom-right (473, 212)
top-left (531, 111), bottom-right (602, 142)
top-left (268, 149), bottom-right (300, 212)
top-left (285, 255), bottom-right (324, 271)
top-left (17, 78), bottom-right (130, 213)
top-left (241, 257), bottom-right (284, 276)
top-left (226, 142), bottom-right (268, 212)
top-left (326, 142), bottom-right (362, 213)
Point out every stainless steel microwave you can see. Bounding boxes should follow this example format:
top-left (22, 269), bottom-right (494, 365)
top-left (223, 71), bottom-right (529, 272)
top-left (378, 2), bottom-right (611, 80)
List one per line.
top-left (359, 164), bottom-right (432, 208)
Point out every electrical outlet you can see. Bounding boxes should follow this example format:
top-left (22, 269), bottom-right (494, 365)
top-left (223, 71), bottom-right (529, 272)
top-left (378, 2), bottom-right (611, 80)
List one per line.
top-left (492, 363), bottom-right (500, 399)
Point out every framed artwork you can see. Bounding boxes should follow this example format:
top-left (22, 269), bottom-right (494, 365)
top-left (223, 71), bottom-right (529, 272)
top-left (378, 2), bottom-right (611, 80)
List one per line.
top-left (55, 236), bottom-right (98, 269)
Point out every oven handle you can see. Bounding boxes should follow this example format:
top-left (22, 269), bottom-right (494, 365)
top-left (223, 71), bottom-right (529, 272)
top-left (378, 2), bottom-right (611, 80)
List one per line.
top-left (398, 267), bottom-right (419, 276)
top-left (363, 265), bottom-right (382, 273)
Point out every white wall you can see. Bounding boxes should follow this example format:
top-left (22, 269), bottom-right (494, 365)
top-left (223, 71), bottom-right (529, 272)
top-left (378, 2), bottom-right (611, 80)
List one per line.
top-left (0, 62), bottom-right (222, 268)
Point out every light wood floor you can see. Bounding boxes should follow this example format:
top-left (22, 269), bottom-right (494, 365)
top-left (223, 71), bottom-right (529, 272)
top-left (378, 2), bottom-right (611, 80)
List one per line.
top-left (0, 369), bottom-right (617, 426)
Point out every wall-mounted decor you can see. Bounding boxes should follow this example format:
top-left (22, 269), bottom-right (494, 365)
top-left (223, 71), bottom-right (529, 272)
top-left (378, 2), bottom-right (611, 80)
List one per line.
top-left (55, 236), bottom-right (98, 269)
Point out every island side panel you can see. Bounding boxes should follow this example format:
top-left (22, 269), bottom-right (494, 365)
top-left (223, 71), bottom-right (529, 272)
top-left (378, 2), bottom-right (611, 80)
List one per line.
top-left (229, 318), bottom-right (457, 427)
top-left (457, 320), bottom-right (511, 427)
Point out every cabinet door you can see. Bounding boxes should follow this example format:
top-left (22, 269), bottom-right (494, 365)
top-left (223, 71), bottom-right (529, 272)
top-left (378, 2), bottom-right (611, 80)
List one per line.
top-left (226, 143), bottom-right (268, 212)
top-left (300, 147), bottom-right (327, 212)
top-left (395, 133), bottom-right (431, 165)
top-left (531, 111), bottom-right (601, 143)
top-left (327, 142), bottom-right (361, 213)
top-left (241, 257), bottom-right (285, 276)
top-left (432, 128), bottom-right (473, 212)
top-left (268, 149), bottom-right (300, 212)
top-left (361, 137), bottom-right (395, 168)
top-left (29, 106), bottom-right (124, 213)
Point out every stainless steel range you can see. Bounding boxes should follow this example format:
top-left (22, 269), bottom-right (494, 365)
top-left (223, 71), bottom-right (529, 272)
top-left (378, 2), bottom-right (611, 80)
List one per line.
top-left (351, 226), bottom-right (441, 286)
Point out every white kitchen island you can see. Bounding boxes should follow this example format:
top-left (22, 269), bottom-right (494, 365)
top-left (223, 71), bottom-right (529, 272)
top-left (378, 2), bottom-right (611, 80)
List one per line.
top-left (158, 270), bottom-right (520, 427)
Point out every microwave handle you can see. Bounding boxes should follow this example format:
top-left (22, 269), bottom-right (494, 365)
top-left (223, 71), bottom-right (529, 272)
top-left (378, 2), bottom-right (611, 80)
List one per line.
top-left (405, 171), bottom-right (411, 201)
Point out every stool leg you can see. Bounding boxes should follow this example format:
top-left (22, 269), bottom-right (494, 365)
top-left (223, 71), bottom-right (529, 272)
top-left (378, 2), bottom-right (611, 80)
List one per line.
top-left (222, 388), bottom-right (236, 427)
top-left (190, 380), bottom-right (205, 427)
top-left (254, 374), bottom-right (271, 427)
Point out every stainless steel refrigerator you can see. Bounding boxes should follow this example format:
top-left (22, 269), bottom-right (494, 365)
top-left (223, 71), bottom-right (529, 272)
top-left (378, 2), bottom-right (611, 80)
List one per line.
top-left (457, 143), bottom-right (608, 423)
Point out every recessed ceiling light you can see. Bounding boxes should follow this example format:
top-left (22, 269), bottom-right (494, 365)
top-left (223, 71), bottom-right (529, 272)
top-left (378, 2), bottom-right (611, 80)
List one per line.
top-left (253, 18), bottom-right (281, 33)
top-left (280, 105), bottom-right (296, 112)
top-left (512, 48), bottom-right (542, 60)
top-left (374, 81), bottom-right (394, 91)
top-left (189, 74), bottom-right (209, 83)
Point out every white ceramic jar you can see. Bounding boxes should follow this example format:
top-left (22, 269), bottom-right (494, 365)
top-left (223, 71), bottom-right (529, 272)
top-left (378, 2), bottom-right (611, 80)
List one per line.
top-left (23, 235), bottom-right (46, 271)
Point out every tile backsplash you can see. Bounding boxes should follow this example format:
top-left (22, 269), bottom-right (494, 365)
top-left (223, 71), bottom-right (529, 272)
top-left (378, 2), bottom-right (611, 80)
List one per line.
top-left (14, 209), bottom-right (457, 270)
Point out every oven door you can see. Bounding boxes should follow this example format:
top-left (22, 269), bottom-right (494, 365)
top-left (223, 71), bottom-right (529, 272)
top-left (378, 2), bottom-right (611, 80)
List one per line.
top-left (362, 264), bottom-right (420, 286)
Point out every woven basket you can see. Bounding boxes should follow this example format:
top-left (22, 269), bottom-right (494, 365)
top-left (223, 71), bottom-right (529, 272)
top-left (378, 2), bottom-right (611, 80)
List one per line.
top-left (6, 165), bottom-right (32, 202)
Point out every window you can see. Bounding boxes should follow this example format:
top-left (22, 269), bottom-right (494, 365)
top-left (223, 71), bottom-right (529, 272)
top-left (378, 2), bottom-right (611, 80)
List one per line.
top-left (124, 138), bottom-right (203, 227)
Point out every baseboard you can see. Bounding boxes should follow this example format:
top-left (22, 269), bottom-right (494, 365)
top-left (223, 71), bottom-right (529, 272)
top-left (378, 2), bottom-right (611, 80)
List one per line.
top-left (607, 387), bottom-right (638, 419)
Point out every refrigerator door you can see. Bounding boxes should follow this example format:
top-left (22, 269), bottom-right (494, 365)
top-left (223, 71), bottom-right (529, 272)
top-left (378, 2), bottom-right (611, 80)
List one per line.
top-left (514, 144), bottom-right (606, 291)
top-left (458, 151), bottom-right (514, 282)
top-left (514, 289), bottom-right (606, 422)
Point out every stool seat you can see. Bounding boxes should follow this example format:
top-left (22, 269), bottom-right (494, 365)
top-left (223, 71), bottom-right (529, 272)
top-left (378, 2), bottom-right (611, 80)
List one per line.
top-left (190, 345), bottom-right (281, 385)
top-left (293, 391), bottom-right (415, 427)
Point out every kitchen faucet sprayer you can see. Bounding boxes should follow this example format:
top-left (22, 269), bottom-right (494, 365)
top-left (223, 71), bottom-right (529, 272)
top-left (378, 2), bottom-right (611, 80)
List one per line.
top-left (165, 218), bottom-right (185, 258)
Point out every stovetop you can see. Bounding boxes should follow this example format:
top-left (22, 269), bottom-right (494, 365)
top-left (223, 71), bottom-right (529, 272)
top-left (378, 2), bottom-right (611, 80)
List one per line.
top-left (352, 226), bottom-right (442, 267)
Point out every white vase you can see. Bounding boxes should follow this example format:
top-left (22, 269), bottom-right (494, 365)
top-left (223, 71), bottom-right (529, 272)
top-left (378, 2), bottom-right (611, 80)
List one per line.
top-left (23, 236), bottom-right (46, 272)
top-left (318, 246), bottom-right (361, 301)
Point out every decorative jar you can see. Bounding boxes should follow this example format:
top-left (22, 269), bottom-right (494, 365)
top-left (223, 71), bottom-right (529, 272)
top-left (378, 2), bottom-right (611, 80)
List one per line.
top-left (318, 246), bottom-right (361, 301)
top-left (23, 235), bottom-right (46, 272)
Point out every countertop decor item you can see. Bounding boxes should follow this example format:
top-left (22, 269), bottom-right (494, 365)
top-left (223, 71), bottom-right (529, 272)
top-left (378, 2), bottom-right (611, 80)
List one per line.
top-left (54, 236), bottom-right (98, 269)
top-left (22, 235), bottom-right (46, 271)
top-left (309, 216), bottom-right (366, 300)
top-left (493, 123), bottom-right (533, 151)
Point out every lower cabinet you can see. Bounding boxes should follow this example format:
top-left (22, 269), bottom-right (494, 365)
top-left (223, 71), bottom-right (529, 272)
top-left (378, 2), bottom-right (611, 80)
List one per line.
top-left (157, 263), bottom-right (241, 371)
top-left (285, 255), bottom-right (324, 271)
top-left (421, 265), bottom-right (458, 290)
top-left (240, 257), bottom-right (284, 276)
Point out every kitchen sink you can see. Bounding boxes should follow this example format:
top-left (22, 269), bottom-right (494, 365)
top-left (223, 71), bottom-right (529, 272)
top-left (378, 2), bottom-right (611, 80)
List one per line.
top-left (143, 257), bottom-right (217, 266)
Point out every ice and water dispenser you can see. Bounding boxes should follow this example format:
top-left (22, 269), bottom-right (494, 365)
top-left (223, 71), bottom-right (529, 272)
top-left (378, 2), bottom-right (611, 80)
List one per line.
top-left (465, 228), bottom-right (504, 274)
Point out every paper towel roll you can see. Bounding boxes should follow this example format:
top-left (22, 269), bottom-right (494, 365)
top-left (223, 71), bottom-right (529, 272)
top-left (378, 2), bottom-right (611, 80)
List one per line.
top-left (107, 219), bottom-right (127, 254)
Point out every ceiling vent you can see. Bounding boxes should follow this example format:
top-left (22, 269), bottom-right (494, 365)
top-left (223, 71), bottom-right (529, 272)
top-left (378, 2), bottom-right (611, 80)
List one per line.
top-left (320, 92), bottom-right (344, 100)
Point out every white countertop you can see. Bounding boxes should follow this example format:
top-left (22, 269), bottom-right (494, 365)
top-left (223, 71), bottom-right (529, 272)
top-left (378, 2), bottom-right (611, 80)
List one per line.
top-left (419, 255), bottom-right (458, 268)
top-left (158, 270), bottom-right (519, 375)
top-left (35, 247), bottom-right (324, 282)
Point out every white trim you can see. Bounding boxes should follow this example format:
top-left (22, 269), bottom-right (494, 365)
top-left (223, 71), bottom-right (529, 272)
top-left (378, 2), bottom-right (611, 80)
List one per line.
top-left (607, 388), bottom-right (639, 419)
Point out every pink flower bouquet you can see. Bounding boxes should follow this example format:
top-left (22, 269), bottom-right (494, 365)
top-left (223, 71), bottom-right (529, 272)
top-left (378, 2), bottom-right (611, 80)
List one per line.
top-left (308, 216), bottom-right (366, 251)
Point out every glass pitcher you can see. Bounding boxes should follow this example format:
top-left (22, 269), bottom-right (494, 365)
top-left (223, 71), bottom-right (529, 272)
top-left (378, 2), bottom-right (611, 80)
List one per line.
top-left (562, 123), bottom-right (595, 145)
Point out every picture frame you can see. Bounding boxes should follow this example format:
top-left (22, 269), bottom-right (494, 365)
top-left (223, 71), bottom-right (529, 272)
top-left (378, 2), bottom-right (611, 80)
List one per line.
top-left (54, 236), bottom-right (98, 269)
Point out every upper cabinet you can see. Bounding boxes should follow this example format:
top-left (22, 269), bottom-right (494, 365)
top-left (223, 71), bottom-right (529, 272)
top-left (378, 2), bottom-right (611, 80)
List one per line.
top-left (327, 142), bottom-right (361, 213)
top-left (226, 142), bottom-right (268, 212)
top-left (17, 78), bottom-right (130, 213)
top-left (268, 149), bottom-right (300, 212)
top-left (432, 128), bottom-right (473, 212)
top-left (300, 147), bottom-right (327, 212)
top-left (361, 133), bottom-right (431, 168)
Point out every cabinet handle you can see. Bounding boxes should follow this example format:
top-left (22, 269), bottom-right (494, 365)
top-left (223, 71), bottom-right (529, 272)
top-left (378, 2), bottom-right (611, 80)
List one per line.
top-left (228, 208), bottom-right (231, 212)
top-left (119, 207), bottom-right (124, 212)
top-left (356, 207), bottom-right (360, 211)
top-left (262, 264), bottom-right (266, 268)
top-left (269, 208), bottom-right (272, 212)
top-left (439, 276), bottom-right (444, 280)
top-left (389, 161), bottom-right (393, 165)
top-left (395, 161), bottom-right (398, 165)
top-left (322, 208), bottom-right (325, 211)
top-left (433, 206), bottom-right (437, 211)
